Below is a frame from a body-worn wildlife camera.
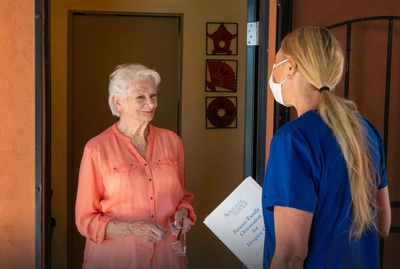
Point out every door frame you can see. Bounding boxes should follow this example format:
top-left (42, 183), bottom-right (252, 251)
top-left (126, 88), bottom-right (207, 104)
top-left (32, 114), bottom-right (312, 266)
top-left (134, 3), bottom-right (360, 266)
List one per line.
top-left (35, 0), bottom-right (52, 268)
top-left (38, 1), bottom-right (264, 268)
top-left (243, 0), bottom-right (292, 186)
top-left (66, 12), bottom-right (183, 268)
top-left (243, 0), bottom-right (271, 185)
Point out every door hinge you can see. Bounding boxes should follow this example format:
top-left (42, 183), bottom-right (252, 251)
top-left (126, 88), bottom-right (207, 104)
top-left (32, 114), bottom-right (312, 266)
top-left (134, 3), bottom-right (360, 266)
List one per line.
top-left (247, 22), bottom-right (259, 46)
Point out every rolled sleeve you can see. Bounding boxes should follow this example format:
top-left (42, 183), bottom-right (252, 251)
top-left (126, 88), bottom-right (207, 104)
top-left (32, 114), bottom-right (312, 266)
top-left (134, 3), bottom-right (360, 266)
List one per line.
top-left (75, 146), bottom-right (111, 243)
top-left (176, 203), bottom-right (197, 225)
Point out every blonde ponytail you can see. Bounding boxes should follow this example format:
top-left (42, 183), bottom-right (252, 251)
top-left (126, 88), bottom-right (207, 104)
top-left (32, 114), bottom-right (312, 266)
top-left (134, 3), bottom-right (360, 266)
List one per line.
top-left (281, 27), bottom-right (379, 240)
top-left (319, 92), bottom-right (378, 239)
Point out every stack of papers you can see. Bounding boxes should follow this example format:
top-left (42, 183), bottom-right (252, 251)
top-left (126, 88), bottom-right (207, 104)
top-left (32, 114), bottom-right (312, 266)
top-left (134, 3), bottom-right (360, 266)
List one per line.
top-left (204, 177), bottom-right (264, 269)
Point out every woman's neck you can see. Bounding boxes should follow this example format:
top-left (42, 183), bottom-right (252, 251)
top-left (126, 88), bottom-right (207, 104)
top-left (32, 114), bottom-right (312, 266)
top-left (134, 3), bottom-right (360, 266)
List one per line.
top-left (116, 119), bottom-right (149, 139)
top-left (295, 96), bottom-right (320, 117)
top-left (117, 119), bottom-right (150, 158)
top-left (292, 84), bottom-right (320, 117)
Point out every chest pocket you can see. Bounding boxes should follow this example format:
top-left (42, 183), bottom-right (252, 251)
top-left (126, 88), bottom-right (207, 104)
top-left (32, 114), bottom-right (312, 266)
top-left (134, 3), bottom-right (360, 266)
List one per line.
top-left (158, 158), bottom-right (178, 166)
top-left (103, 163), bottom-right (140, 197)
top-left (113, 163), bottom-right (137, 173)
top-left (156, 158), bottom-right (180, 182)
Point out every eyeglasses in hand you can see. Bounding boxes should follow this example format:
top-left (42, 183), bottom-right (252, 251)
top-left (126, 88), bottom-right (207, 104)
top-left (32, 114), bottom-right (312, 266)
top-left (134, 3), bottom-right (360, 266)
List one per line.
top-left (171, 224), bottom-right (186, 256)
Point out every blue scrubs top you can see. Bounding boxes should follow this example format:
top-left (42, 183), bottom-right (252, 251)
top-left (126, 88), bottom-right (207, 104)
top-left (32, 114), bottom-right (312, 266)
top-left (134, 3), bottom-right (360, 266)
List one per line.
top-left (262, 110), bottom-right (387, 269)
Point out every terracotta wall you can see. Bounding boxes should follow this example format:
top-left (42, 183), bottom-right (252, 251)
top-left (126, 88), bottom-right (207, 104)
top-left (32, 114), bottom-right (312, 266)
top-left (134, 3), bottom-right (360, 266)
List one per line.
top-left (291, 0), bottom-right (400, 201)
top-left (292, 0), bottom-right (400, 27)
top-left (0, 1), bottom-right (35, 268)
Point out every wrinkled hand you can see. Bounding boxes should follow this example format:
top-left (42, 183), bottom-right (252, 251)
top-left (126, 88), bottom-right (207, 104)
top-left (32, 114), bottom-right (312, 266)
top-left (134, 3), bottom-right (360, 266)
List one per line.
top-left (130, 220), bottom-right (167, 243)
top-left (169, 208), bottom-right (192, 236)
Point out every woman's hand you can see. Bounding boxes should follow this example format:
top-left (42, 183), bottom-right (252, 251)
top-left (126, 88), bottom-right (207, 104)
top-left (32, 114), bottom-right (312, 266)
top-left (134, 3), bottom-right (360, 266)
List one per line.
top-left (169, 208), bottom-right (192, 236)
top-left (130, 220), bottom-right (167, 242)
top-left (105, 219), bottom-right (166, 243)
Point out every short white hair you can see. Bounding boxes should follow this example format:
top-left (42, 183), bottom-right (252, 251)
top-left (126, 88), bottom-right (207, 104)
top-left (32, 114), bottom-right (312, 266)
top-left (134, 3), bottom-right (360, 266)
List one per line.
top-left (108, 63), bottom-right (161, 117)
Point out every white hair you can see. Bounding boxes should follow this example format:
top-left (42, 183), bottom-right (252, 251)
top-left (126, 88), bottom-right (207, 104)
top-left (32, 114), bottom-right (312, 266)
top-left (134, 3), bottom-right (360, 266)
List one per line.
top-left (108, 63), bottom-right (161, 117)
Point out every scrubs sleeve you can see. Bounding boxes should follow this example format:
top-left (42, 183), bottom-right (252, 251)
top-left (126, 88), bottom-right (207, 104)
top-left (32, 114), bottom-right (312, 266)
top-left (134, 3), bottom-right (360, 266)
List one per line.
top-left (174, 136), bottom-right (197, 224)
top-left (263, 132), bottom-right (319, 213)
top-left (363, 119), bottom-right (388, 189)
top-left (75, 145), bottom-right (113, 244)
top-left (376, 131), bottom-right (388, 190)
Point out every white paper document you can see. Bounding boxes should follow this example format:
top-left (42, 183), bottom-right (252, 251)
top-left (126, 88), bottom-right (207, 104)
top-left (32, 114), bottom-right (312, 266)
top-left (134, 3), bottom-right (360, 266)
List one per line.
top-left (204, 176), bottom-right (264, 269)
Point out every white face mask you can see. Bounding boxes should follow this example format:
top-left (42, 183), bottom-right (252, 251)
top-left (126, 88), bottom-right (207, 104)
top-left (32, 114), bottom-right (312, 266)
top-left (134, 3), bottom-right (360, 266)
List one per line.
top-left (269, 59), bottom-right (289, 106)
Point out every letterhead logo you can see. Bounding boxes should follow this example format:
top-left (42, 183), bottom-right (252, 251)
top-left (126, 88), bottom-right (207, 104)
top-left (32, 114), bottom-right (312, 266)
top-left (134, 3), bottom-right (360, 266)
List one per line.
top-left (223, 198), bottom-right (248, 218)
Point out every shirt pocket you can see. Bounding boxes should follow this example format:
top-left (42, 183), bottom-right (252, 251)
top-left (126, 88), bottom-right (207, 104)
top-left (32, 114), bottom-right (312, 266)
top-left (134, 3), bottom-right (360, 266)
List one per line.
top-left (103, 163), bottom-right (140, 197)
top-left (156, 158), bottom-right (180, 182)
top-left (157, 158), bottom-right (178, 166)
top-left (155, 158), bottom-right (182, 196)
top-left (113, 163), bottom-right (137, 173)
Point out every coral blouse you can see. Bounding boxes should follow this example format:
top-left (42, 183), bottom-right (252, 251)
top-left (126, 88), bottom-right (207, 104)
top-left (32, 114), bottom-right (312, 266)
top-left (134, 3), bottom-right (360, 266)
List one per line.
top-left (75, 123), bottom-right (196, 269)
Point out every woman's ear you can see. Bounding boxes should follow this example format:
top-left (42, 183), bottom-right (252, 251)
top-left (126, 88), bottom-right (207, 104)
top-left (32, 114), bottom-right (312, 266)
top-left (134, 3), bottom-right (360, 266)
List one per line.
top-left (113, 96), bottom-right (122, 112)
top-left (287, 58), bottom-right (298, 76)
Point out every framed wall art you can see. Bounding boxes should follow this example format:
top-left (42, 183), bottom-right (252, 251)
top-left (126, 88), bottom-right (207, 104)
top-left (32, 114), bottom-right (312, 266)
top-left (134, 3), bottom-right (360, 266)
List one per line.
top-left (205, 96), bottom-right (237, 129)
top-left (205, 59), bottom-right (237, 92)
top-left (206, 22), bottom-right (238, 55)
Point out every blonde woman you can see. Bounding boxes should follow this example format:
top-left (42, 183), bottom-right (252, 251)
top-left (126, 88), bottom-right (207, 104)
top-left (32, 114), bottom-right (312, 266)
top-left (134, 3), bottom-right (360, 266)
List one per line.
top-left (262, 27), bottom-right (391, 269)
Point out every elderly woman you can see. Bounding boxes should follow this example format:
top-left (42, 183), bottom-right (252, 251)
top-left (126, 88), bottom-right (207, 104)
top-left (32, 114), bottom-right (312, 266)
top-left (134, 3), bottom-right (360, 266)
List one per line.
top-left (262, 27), bottom-right (391, 268)
top-left (75, 63), bottom-right (196, 269)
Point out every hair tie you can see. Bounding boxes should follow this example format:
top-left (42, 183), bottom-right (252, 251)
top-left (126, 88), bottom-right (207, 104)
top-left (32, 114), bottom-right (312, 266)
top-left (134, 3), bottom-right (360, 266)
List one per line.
top-left (319, 86), bottom-right (330, 93)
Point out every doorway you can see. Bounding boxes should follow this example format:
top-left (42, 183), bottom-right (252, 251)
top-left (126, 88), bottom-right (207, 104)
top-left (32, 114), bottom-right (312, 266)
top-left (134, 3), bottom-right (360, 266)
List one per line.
top-left (51, 12), bottom-right (182, 268)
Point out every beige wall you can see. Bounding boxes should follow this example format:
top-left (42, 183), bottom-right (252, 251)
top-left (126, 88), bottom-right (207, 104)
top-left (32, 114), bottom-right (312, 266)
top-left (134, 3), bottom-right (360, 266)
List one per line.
top-left (51, 0), bottom-right (247, 268)
top-left (0, 1), bottom-right (35, 269)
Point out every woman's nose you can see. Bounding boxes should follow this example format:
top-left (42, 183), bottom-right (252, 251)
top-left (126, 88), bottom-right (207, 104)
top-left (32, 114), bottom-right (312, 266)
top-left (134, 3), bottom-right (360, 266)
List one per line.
top-left (146, 97), bottom-right (156, 107)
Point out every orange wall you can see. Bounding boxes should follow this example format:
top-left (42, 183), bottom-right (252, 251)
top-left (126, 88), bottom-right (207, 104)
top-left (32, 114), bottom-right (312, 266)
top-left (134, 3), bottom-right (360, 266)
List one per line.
top-left (292, 0), bottom-right (400, 204)
top-left (292, 0), bottom-right (400, 27)
top-left (0, 1), bottom-right (35, 268)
